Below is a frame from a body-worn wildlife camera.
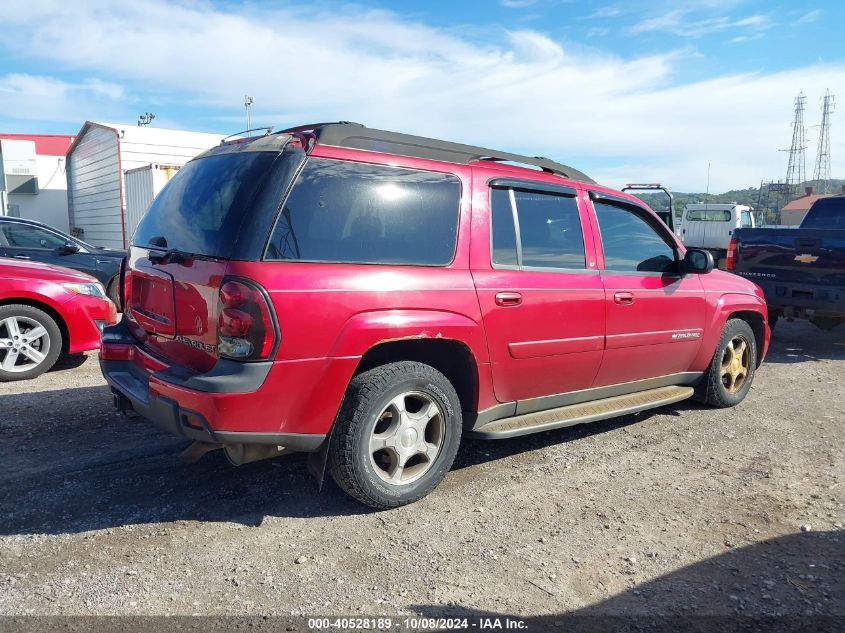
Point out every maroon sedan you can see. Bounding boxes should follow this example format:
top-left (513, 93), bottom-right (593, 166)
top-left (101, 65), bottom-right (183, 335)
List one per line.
top-left (0, 258), bottom-right (117, 381)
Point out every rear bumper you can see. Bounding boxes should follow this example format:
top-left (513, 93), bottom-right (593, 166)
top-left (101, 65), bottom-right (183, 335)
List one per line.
top-left (752, 278), bottom-right (845, 319)
top-left (104, 358), bottom-right (325, 451)
top-left (99, 321), bottom-right (341, 451)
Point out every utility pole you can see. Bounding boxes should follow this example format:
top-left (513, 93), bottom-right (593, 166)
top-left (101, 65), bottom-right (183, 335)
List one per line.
top-left (782, 93), bottom-right (807, 197)
top-left (812, 90), bottom-right (835, 194)
top-left (244, 95), bottom-right (254, 130)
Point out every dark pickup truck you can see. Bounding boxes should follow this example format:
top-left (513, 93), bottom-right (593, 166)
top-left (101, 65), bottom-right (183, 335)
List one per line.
top-left (729, 195), bottom-right (845, 330)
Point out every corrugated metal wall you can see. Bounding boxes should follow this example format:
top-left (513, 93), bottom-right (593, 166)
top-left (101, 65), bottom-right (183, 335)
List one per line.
top-left (67, 126), bottom-right (123, 248)
top-left (124, 164), bottom-right (180, 241)
top-left (67, 123), bottom-right (223, 249)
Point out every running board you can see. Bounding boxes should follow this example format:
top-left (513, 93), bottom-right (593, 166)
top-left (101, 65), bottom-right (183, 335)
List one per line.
top-left (469, 385), bottom-right (694, 439)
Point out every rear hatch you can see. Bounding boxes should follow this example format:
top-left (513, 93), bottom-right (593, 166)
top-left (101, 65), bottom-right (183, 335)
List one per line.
top-left (125, 139), bottom-right (302, 372)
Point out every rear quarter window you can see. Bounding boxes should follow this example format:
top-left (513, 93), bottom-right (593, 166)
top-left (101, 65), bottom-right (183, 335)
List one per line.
top-left (265, 158), bottom-right (461, 266)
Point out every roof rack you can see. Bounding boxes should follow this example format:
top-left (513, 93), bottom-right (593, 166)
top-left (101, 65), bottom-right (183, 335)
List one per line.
top-left (221, 126), bottom-right (274, 143)
top-left (277, 122), bottom-right (593, 183)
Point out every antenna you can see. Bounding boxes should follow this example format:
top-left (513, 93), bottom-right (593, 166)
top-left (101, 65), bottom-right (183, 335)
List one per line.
top-left (812, 90), bottom-right (835, 194)
top-left (137, 112), bottom-right (156, 127)
top-left (244, 95), bottom-right (254, 131)
top-left (781, 93), bottom-right (807, 196)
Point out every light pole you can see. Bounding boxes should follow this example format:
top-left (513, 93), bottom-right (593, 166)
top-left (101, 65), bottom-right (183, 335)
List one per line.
top-left (244, 95), bottom-right (254, 130)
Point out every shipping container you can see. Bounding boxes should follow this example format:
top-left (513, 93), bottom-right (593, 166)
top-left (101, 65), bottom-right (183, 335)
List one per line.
top-left (124, 164), bottom-right (180, 243)
top-left (66, 122), bottom-right (224, 248)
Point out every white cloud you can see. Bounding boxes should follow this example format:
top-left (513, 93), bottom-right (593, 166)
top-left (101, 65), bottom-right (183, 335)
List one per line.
top-left (499, 0), bottom-right (537, 8)
top-left (0, 73), bottom-right (127, 122)
top-left (0, 1), bottom-right (841, 191)
top-left (629, 10), bottom-right (773, 38)
top-left (796, 9), bottom-right (822, 25)
top-left (584, 5), bottom-right (623, 19)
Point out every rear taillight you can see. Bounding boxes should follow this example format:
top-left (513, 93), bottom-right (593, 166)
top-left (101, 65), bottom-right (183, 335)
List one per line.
top-left (216, 278), bottom-right (278, 361)
top-left (726, 238), bottom-right (738, 270)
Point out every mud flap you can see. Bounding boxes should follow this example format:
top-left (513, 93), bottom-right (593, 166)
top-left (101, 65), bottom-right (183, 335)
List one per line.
top-left (306, 427), bottom-right (333, 492)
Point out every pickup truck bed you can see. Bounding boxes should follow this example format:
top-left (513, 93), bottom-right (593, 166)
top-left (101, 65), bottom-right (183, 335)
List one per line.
top-left (731, 196), bottom-right (845, 329)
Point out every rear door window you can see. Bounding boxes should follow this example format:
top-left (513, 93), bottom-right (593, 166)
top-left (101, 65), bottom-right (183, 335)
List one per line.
top-left (265, 158), bottom-right (461, 266)
top-left (490, 186), bottom-right (586, 269)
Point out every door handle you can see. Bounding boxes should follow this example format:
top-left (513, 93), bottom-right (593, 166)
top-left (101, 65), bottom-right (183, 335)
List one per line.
top-left (613, 292), bottom-right (634, 305)
top-left (495, 291), bottom-right (522, 307)
top-left (13, 254), bottom-right (31, 260)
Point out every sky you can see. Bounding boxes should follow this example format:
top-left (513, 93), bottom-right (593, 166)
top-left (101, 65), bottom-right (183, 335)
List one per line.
top-left (0, 0), bottom-right (843, 192)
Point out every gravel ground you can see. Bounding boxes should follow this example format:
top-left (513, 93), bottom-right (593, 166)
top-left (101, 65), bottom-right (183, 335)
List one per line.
top-left (0, 320), bottom-right (842, 619)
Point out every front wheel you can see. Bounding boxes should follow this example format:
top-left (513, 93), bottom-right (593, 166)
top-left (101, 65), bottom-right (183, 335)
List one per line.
top-left (328, 361), bottom-right (462, 509)
top-left (0, 304), bottom-right (63, 382)
top-left (695, 318), bottom-right (757, 408)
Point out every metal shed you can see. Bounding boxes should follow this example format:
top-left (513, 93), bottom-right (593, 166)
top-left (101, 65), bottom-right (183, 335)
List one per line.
top-left (66, 122), bottom-right (224, 248)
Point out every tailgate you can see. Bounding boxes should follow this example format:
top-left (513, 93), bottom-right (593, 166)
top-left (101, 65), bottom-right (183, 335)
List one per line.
top-left (126, 247), bottom-right (227, 373)
top-left (735, 229), bottom-right (845, 286)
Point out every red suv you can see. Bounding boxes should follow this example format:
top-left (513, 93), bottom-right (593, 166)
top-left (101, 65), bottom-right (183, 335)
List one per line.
top-left (101, 123), bottom-right (770, 509)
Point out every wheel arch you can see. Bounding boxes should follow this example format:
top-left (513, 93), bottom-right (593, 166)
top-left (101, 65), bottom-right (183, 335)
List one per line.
top-left (0, 298), bottom-right (70, 355)
top-left (355, 337), bottom-right (480, 416)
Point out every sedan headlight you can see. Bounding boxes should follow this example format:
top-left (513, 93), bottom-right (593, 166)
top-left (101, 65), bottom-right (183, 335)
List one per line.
top-left (61, 282), bottom-right (107, 299)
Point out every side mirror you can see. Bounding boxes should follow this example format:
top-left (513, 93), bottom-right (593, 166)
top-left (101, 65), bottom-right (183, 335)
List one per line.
top-left (57, 242), bottom-right (80, 255)
top-left (683, 248), bottom-right (714, 274)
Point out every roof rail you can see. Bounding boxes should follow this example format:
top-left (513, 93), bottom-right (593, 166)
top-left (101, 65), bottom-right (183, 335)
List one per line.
top-left (277, 121), bottom-right (363, 135)
top-left (278, 122), bottom-right (593, 183)
top-left (221, 127), bottom-right (274, 143)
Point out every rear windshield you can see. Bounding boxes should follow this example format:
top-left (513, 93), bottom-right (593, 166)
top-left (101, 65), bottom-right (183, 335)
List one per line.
top-left (265, 157), bottom-right (461, 266)
top-left (133, 151), bottom-right (277, 258)
top-left (802, 198), bottom-right (845, 229)
top-left (685, 209), bottom-right (732, 221)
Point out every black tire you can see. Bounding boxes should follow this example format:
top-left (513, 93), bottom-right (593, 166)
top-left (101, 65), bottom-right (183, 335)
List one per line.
top-left (328, 361), bottom-right (462, 509)
top-left (694, 318), bottom-right (757, 408)
top-left (106, 276), bottom-right (121, 310)
top-left (0, 304), bottom-right (63, 382)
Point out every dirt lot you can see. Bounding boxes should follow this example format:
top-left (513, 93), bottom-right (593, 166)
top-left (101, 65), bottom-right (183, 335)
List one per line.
top-left (0, 320), bottom-right (843, 621)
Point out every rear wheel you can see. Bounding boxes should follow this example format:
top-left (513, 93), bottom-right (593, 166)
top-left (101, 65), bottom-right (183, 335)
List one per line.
top-left (695, 318), bottom-right (757, 408)
top-left (328, 361), bottom-right (462, 509)
top-left (0, 304), bottom-right (63, 382)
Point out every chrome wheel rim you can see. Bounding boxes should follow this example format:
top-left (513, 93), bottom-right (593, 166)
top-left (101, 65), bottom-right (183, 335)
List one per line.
top-left (0, 316), bottom-right (51, 373)
top-left (720, 334), bottom-right (750, 394)
top-left (369, 391), bottom-right (446, 486)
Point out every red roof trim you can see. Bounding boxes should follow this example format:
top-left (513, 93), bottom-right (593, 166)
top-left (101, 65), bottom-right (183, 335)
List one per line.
top-left (0, 133), bottom-right (75, 156)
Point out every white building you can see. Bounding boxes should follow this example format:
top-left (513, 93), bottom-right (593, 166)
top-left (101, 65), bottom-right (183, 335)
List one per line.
top-left (0, 134), bottom-right (75, 232)
top-left (66, 122), bottom-right (225, 248)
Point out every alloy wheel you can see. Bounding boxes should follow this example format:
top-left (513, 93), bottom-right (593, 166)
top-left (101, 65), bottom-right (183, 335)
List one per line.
top-left (720, 334), bottom-right (750, 394)
top-left (0, 316), bottom-right (51, 374)
top-left (369, 391), bottom-right (446, 485)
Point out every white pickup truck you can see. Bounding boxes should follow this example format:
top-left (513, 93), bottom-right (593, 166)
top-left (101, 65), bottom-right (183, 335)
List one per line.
top-left (679, 203), bottom-right (755, 266)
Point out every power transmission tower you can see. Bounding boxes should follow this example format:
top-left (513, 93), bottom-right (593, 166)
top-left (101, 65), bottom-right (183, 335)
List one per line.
top-left (782, 92), bottom-right (807, 196)
top-left (812, 90), bottom-right (835, 194)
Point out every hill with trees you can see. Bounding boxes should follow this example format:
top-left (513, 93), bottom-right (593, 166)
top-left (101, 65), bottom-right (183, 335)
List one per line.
top-left (632, 179), bottom-right (844, 222)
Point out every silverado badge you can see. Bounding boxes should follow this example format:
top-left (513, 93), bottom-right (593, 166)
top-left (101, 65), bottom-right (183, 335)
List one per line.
top-left (794, 253), bottom-right (819, 264)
